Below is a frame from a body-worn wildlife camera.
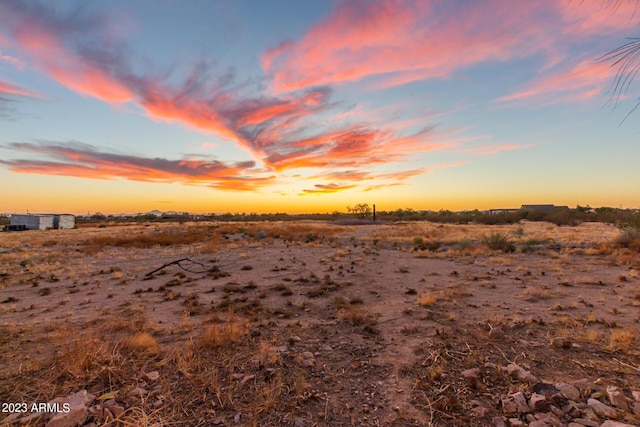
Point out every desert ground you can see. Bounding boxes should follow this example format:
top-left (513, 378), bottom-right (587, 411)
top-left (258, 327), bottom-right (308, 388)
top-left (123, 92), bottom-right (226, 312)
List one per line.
top-left (1, 220), bottom-right (639, 427)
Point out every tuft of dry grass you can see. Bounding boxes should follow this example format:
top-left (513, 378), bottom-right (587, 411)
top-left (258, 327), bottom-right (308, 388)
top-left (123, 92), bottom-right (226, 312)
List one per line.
top-left (522, 286), bottom-right (557, 302)
top-left (418, 292), bottom-right (438, 307)
top-left (337, 307), bottom-right (378, 331)
top-left (608, 329), bottom-right (636, 352)
top-left (120, 332), bottom-right (159, 355)
top-left (198, 317), bottom-right (248, 349)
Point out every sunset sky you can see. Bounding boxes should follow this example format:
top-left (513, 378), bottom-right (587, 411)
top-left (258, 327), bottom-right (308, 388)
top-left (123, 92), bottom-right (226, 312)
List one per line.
top-left (1, 0), bottom-right (639, 215)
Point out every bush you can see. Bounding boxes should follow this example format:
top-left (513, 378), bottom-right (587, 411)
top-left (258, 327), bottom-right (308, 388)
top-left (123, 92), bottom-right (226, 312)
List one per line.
top-left (483, 232), bottom-right (515, 252)
top-left (615, 228), bottom-right (640, 251)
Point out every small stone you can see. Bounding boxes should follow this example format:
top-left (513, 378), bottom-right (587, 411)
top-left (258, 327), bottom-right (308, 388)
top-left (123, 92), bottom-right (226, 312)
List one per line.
top-left (485, 362), bottom-right (498, 370)
top-left (301, 351), bottom-right (314, 359)
top-left (632, 391), bottom-right (640, 402)
top-left (606, 386), bottom-right (630, 411)
top-left (234, 413), bottom-right (241, 423)
top-left (508, 418), bottom-right (526, 427)
top-left (142, 371), bottom-right (160, 382)
top-left (130, 387), bottom-right (148, 398)
top-left (470, 405), bottom-right (489, 419)
top-left (573, 379), bottom-right (595, 397)
top-left (587, 398), bottom-right (620, 420)
top-left (582, 407), bottom-right (600, 421)
top-left (462, 368), bottom-right (480, 379)
top-left (301, 358), bottom-right (315, 368)
top-left (551, 336), bottom-right (571, 349)
top-left (557, 383), bottom-right (581, 401)
top-left (571, 419), bottom-right (599, 427)
top-left (530, 393), bottom-right (551, 412)
top-left (110, 405), bottom-right (124, 418)
top-left (45, 390), bottom-right (95, 427)
top-left (320, 344), bottom-right (333, 352)
top-left (600, 421), bottom-right (639, 427)
top-left (533, 383), bottom-right (560, 399)
top-left (563, 402), bottom-right (582, 418)
top-left (489, 327), bottom-right (505, 340)
top-left (529, 421), bottom-right (551, 427)
top-left (501, 391), bottom-right (529, 415)
top-left (535, 412), bottom-right (563, 427)
top-left (492, 416), bottom-right (506, 427)
top-left (45, 406), bottom-right (87, 427)
top-left (104, 408), bottom-right (115, 420)
top-left (552, 406), bottom-right (565, 416)
top-left (506, 363), bottom-right (538, 383)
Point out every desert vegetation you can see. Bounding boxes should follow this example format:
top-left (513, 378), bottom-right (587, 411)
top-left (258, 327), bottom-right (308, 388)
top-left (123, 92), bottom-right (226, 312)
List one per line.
top-left (1, 219), bottom-right (639, 426)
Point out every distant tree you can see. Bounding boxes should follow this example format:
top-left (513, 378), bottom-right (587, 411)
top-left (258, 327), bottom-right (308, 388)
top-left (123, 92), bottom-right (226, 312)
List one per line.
top-left (347, 203), bottom-right (372, 219)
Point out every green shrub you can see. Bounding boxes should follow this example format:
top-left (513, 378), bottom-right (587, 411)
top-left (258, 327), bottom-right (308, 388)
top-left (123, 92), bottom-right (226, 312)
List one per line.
top-left (412, 236), bottom-right (425, 247)
top-left (483, 232), bottom-right (515, 252)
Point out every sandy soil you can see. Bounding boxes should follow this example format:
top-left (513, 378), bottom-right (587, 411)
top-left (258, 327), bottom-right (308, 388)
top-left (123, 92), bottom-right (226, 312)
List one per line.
top-left (1, 221), bottom-right (639, 426)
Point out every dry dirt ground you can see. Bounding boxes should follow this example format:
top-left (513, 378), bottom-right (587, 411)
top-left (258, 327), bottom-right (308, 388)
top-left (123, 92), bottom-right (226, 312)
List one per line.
top-left (0, 221), bottom-right (639, 426)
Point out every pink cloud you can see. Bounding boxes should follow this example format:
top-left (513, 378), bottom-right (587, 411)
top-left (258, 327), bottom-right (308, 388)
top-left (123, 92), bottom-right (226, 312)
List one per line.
top-left (0, 2), bottom-right (476, 194)
top-left (301, 183), bottom-right (358, 195)
top-left (557, 0), bottom-right (640, 36)
top-left (262, 0), bottom-right (638, 93)
top-left (9, 23), bottom-right (134, 103)
top-left (261, 1), bottom-right (550, 92)
top-left (0, 79), bottom-right (38, 98)
top-left (496, 61), bottom-right (614, 106)
top-left (0, 51), bottom-right (25, 69)
top-left (1, 141), bottom-right (274, 191)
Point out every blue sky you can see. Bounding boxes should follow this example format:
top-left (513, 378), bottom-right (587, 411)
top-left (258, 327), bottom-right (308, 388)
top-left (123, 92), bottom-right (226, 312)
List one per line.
top-left (0, 0), bottom-right (638, 214)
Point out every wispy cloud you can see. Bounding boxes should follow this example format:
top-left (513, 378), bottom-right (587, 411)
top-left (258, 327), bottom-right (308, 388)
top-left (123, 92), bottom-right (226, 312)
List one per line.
top-left (0, 50), bottom-right (26, 69)
top-left (496, 61), bottom-right (615, 106)
top-left (261, 1), bottom-right (541, 92)
top-left (0, 78), bottom-right (40, 119)
top-left (0, 79), bottom-right (38, 98)
top-left (1, 141), bottom-right (275, 191)
top-left (0, 3), bottom-right (449, 178)
top-left (2, 1), bottom-right (554, 195)
top-left (301, 183), bottom-right (358, 195)
top-left (262, 0), bottom-right (636, 94)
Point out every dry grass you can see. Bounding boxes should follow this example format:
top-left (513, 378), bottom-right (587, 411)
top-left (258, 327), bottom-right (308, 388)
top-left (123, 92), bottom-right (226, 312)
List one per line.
top-left (418, 292), bottom-right (438, 307)
top-left (522, 286), bottom-right (558, 302)
top-left (198, 318), bottom-right (248, 349)
top-left (609, 329), bottom-right (637, 352)
top-left (2, 219), bottom-right (640, 426)
top-left (121, 332), bottom-right (160, 355)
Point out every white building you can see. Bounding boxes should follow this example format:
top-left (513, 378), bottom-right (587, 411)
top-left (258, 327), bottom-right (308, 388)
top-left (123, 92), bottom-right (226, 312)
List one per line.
top-left (53, 214), bottom-right (75, 229)
top-left (10, 214), bottom-right (75, 230)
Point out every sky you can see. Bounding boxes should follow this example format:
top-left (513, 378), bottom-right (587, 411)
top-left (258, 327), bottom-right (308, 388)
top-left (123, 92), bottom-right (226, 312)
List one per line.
top-left (1, 0), bottom-right (639, 215)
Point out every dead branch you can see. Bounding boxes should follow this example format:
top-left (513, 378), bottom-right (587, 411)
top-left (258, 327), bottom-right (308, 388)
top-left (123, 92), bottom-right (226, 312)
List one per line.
top-left (145, 257), bottom-right (208, 277)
